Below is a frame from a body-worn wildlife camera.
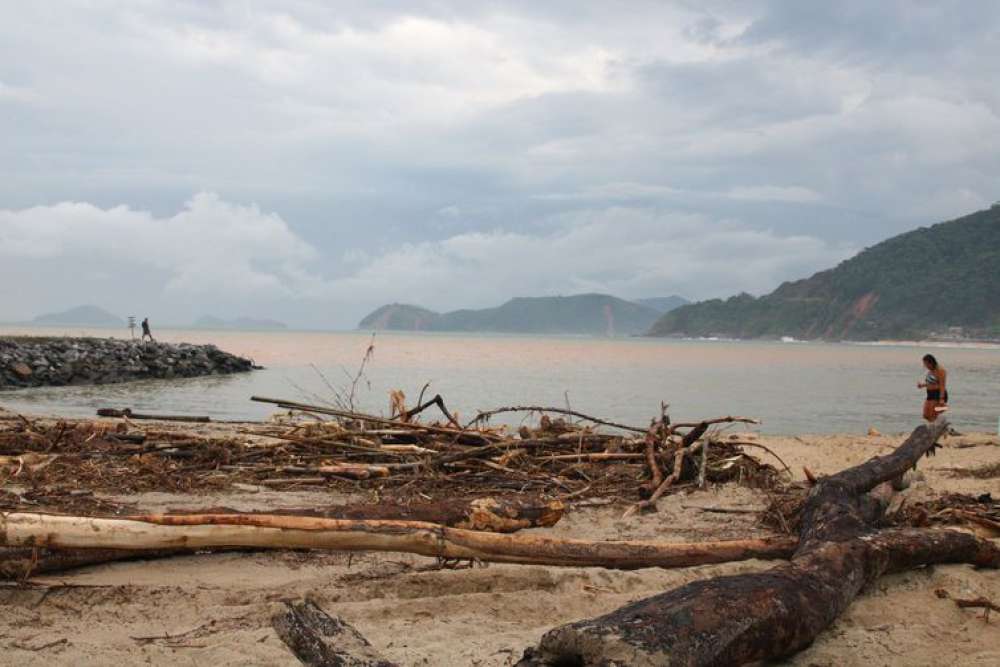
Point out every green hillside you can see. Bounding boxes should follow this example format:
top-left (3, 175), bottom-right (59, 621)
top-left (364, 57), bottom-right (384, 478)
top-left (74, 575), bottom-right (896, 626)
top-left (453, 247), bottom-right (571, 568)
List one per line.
top-left (358, 294), bottom-right (665, 336)
top-left (649, 205), bottom-right (1000, 341)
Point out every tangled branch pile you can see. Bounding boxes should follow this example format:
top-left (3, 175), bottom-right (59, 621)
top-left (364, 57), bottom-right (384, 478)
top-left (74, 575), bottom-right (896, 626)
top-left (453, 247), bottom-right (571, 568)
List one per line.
top-left (762, 483), bottom-right (1000, 539)
top-left (0, 396), bottom-right (784, 510)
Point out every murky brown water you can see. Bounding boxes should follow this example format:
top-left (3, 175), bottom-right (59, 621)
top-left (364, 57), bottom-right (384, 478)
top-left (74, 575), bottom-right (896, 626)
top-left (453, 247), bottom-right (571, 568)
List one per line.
top-left (2, 326), bottom-right (999, 434)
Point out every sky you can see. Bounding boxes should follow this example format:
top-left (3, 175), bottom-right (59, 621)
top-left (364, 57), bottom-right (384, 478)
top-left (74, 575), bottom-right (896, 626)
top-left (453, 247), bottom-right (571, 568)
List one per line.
top-left (1, 1), bottom-right (998, 329)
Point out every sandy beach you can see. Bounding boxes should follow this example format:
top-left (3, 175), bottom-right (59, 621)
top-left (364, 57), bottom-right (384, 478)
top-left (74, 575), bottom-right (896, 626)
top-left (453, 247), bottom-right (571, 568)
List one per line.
top-left (1, 408), bottom-right (998, 666)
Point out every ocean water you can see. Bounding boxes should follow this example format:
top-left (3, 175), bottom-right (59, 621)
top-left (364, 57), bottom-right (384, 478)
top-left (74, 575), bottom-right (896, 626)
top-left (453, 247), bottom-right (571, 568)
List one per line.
top-left (2, 326), bottom-right (999, 435)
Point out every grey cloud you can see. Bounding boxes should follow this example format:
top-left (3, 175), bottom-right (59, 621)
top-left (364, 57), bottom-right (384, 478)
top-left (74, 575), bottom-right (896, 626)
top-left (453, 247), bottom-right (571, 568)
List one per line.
top-left (0, 1), bottom-right (997, 328)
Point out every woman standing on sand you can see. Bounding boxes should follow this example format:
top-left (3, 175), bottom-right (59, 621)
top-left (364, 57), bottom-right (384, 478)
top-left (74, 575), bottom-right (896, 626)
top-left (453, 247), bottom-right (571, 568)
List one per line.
top-left (917, 354), bottom-right (948, 421)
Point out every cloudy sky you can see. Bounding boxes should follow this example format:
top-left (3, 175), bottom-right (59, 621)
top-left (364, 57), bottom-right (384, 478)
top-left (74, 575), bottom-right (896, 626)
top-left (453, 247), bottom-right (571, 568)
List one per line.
top-left (2, 1), bottom-right (998, 329)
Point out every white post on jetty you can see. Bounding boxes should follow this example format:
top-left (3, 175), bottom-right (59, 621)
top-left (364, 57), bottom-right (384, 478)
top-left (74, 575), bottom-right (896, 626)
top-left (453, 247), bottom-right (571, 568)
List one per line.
top-left (127, 316), bottom-right (137, 340)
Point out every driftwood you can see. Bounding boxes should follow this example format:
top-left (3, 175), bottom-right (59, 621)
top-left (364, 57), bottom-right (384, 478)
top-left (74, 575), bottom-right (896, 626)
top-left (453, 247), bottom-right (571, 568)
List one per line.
top-left (400, 393), bottom-right (460, 429)
top-left (518, 420), bottom-right (1000, 666)
top-left (272, 598), bottom-right (397, 666)
top-left (251, 396), bottom-right (499, 445)
top-left (466, 405), bottom-right (647, 433)
top-left (4, 401), bottom-right (779, 502)
top-left (96, 408), bottom-right (211, 423)
top-left (628, 416), bottom-right (762, 516)
top-left (0, 497), bottom-right (565, 578)
top-left (936, 588), bottom-right (1000, 620)
top-left (0, 511), bottom-right (796, 571)
top-left (185, 497), bottom-right (567, 534)
top-left (0, 546), bottom-right (208, 579)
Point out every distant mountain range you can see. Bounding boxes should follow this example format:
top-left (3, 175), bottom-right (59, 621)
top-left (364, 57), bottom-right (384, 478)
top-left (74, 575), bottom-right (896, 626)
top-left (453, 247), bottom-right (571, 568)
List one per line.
top-left (649, 204), bottom-right (1000, 341)
top-left (33, 305), bottom-right (124, 327)
top-left (193, 316), bottom-right (288, 330)
top-left (359, 293), bottom-right (689, 336)
top-left (634, 296), bottom-right (690, 313)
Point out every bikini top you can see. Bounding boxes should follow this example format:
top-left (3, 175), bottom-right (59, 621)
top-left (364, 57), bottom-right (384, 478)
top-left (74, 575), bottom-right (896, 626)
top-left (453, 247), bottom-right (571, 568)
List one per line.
top-left (925, 371), bottom-right (939, 385)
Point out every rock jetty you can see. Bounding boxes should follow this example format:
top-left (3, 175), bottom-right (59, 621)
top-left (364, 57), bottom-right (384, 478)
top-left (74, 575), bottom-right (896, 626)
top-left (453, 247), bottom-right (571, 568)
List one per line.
top-left (0, 337), bottom-right (256, 390)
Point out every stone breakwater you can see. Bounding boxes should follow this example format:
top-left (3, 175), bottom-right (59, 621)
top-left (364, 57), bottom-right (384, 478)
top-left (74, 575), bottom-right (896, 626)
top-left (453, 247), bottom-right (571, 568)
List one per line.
top-left (0, 337), bottom-right (256, 390)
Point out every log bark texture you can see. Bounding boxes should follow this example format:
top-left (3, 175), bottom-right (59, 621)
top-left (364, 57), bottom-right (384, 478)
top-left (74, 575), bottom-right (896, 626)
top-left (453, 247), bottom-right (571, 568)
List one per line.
top-left (0, 497), bottom-right (567, 578)
top-left (272, 496), bottom-right (567, 533)
top-left (0, 512), bottom-right (796, 571)
top-left (518, 420), bottom-right (1000, 666)
top-left (272, 598), bottom-right (397, 666)
top-left (0, 546), bottom-right (202, 579)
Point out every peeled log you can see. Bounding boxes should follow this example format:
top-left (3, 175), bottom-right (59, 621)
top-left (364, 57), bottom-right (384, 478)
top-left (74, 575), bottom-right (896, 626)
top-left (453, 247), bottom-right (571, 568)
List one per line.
top-left (518, 421), bottom-right (1000, 666)
top-left (0, 511), bottom-right (796, 571)
top-left (0, 497), bottom-right (566, 579)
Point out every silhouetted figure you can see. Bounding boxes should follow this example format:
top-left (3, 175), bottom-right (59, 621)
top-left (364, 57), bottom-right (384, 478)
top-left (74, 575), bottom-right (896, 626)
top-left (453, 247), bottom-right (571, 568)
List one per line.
top-left (141, 317), bottom-right (155, 343)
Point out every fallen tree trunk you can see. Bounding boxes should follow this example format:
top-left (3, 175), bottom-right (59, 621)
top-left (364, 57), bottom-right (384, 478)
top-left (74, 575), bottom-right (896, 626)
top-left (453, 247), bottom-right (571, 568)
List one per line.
top-left (0, 496), bottom-right (566, 578)
top-left (0, 512), bottom-right (796, 571)
top-left (517, 420), bottom-right (1000, 666)
top-left (179, 497), bottom-right (567, 534)
top-left (272, 598), bottom-right (397, 666)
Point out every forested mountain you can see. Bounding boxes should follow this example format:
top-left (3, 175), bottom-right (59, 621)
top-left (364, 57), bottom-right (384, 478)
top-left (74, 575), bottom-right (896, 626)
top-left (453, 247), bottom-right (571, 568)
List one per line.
top-left (359, 294), bottom-right (665, 336)
top-left (649, 205), bottom-right (1000, 340)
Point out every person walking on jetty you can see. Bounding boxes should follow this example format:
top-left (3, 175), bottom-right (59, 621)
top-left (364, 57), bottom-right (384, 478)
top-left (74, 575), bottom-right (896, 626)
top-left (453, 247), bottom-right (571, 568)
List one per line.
top-left (141, 317), bottom-right (155, 343)
top-left (917, 353), bottom-right (948, 421)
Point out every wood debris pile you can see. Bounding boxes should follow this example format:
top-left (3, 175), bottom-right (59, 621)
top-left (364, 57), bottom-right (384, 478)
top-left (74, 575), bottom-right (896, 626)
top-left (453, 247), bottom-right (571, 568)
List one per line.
top-left (889, 491), bottom-right (1000, 536)
top-left (0, 397), bottom-right (785, 508)
top-left (763, 485), bottom-right (1000, 539)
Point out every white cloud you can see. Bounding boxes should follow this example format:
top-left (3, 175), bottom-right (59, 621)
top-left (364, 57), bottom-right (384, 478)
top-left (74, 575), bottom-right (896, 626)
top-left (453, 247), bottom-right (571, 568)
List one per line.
top-left (0, 81), bottom-right (38, 104)
top-left (0, 2), bottom-right (998, 327)
top-left (321, 207), bottom-right (855, 314)
top-left (0, 193), bottom-right (318, 300)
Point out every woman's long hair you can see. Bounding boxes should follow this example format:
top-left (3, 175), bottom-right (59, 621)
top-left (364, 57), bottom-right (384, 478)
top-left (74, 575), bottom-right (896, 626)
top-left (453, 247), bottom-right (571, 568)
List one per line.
top-left (923, 353), bottom-right (938, 369)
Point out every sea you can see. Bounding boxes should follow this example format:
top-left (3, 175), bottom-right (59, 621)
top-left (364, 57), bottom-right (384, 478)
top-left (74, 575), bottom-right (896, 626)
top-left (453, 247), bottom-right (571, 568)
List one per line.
top-left (2, 326), bottom-right (999, 435)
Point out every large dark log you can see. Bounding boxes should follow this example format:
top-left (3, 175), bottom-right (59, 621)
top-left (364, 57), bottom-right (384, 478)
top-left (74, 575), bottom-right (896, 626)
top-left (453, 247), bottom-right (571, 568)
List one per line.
top-left (272, 598), bottom-right (397, 666)
top-left (518, 421), bottom-right (1000, 666)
